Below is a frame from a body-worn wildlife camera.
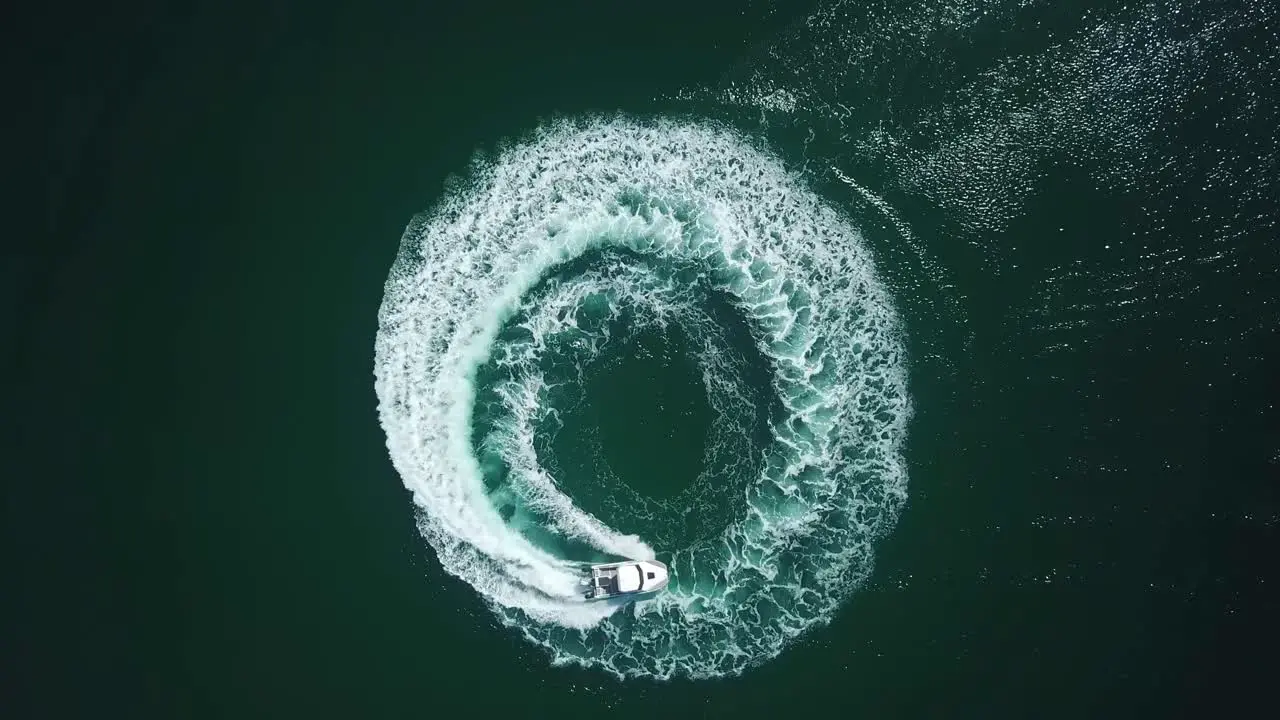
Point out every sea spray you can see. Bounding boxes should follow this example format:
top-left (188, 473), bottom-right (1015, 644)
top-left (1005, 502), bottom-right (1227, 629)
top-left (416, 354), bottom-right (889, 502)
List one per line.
top-left (374, 116), bottom-right (911, 678)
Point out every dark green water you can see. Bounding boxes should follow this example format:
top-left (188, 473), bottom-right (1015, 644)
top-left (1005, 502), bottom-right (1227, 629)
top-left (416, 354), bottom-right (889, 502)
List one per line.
top-left (9, 0), bottom-right (1277, 716)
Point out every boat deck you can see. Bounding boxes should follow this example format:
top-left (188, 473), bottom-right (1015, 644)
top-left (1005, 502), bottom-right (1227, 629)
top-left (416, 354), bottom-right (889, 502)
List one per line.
top-left (589, 566), bottom-right (620, 597)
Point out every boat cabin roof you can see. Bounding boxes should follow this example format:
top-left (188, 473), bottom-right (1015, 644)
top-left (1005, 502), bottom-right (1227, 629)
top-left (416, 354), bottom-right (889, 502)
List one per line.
top-left (617, 564), bottom-right (642, 593)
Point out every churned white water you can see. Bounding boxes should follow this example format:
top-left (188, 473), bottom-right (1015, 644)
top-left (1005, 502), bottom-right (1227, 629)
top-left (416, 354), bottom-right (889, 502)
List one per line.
top-left (373, 116), bottom-right (910, 678)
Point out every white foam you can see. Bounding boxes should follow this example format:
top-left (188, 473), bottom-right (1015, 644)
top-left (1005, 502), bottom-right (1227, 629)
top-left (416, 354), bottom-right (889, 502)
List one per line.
top-left (374, 116), bottom-right (911, 678)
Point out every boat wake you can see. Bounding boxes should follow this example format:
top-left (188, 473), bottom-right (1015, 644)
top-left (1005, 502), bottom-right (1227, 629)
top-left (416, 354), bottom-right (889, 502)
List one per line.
top-left (373, 116), bottom-right (910, 679)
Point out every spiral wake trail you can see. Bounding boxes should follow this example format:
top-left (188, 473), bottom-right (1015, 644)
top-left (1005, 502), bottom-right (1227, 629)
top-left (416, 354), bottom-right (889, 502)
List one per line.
top-left (373, 116), bottom-right (911, 679)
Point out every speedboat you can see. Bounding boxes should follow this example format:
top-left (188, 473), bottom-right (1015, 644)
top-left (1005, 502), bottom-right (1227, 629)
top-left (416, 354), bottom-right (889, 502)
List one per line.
top-left (580, 559), bottom-right (669, 601)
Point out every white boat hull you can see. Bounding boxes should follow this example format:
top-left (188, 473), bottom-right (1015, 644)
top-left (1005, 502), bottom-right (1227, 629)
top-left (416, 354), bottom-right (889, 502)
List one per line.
top-left (580, 559), bottom-right (669, 601)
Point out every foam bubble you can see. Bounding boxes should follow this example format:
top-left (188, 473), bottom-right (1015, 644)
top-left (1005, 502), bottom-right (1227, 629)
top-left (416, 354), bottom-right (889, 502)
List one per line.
top-left (374, 116), bottom-right (911, 678)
